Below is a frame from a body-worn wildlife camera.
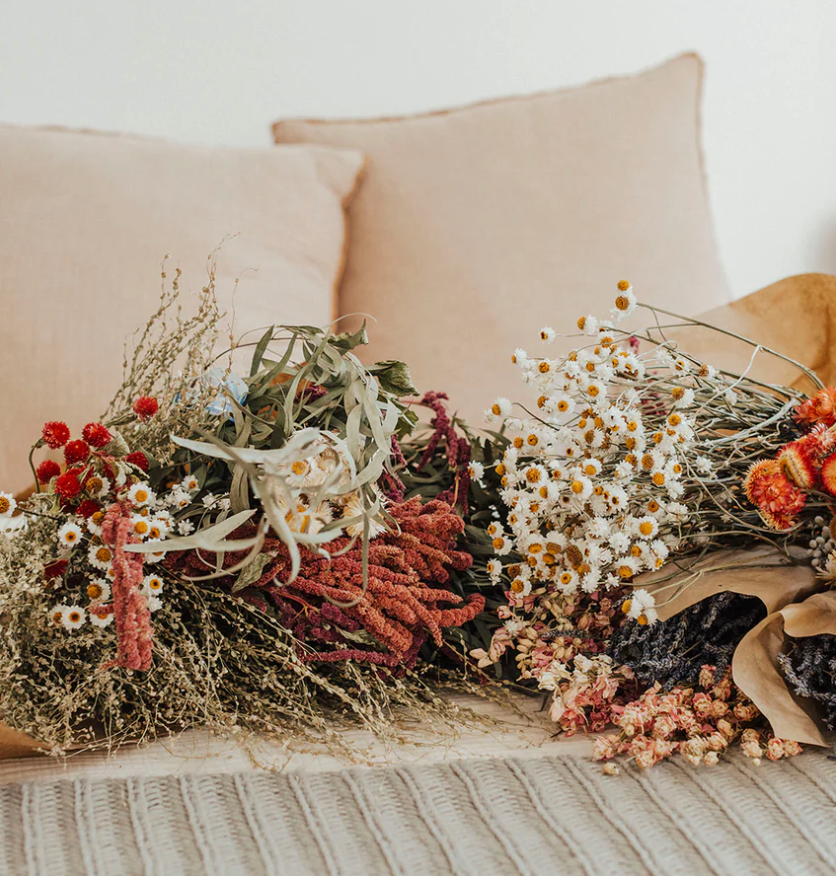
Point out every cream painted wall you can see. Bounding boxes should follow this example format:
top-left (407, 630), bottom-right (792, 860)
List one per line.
top-left (2, 0), bottom-right (834, 299)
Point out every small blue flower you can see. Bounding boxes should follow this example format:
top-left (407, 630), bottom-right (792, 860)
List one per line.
top-left (204, 368), bottom-right (249, 418)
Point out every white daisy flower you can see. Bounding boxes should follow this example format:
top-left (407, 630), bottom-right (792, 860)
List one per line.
top-left (146, 517), bottom-right (170, 541)
top-left (485, 397), bottom-right (513, 422)
top-left (88, 543), bottom-right (114, 571)
top-left (181, 475), bottom-right (200, 492)
top-left (145, 550), bottom-right (167, 564)
top-left (612, 283), bottom-right (637, 320)
top-left (141, 574), bottom-right (164, 597)
top-left (578, 315), bottom-right (599, 336)
top-left (201, 492), bottom-right (218, 508)
top-left (147, 596), bottom-right (163, 613)
top-left (168, 488), bottom-right (192, 509)
top-left (467, 461), bottom-right (485, 484)
top-left (89, 609), bottom-right (114, 628)
top-left (57, 521), bottom-right (83, 549)
top-left (539, 326), bottom-right (556, 344)
top-left (0, 492), bottom-right (17, 519)
top-left (177, 520), bottom-right (195, 536)
top-left (695, 456), bottom-right (713, 475)
top-left (130, 514), bottom-right (152, 540)
top-left (127, 482), bottom-right (154, 507)
top-left (86, 476), bottom-right (111, 499)
top-left (614, 461), bottom-right (634, 479)
top-left (635, 517), bottom-right (659, 540)
top-left (86, 578), bottom-right (111, 603)
top-left (60, 605), bottom-right (86, 631)
top-left (342, 493), bottom-right (387, 539)
top-left (609, 532), bottom-right (630, 555)
top-left (674, 388), bottom-right (696, 408)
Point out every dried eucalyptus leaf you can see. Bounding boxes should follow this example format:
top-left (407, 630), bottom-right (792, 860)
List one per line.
top-left (232, 551), bottom-right (275, 592)
top-left (370, 359), bottom-right (418, 396)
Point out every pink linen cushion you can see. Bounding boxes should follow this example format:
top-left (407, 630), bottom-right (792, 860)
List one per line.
top-left (0, 124), bottom-right (364, 493)
top-left (273, 53), bottom-right (729, 423)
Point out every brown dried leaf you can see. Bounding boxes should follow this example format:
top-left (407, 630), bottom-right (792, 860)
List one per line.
top-left (732, 591), bottom-right (836, 747)
top-left (634, 546), bottom-right (818, 622)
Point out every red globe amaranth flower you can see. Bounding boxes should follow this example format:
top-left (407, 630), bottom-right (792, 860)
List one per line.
top-left (132, 396), bottom-right (159, 421)
top-left (42, 421), bottom-right (71, 449)
top-left (54, 472), bottom-right (81, 501)
top-left (44, 559), bottom-right (69, 581)
top-left (795, 387), bottom-right (836, 430)
top-left (125, 451), bottom-right (149, 472)
top-left (76, 498), bottom-right (101, 519)
top-left (81, 422), bottom-right (112, 448)
top-left (64, 439), bottom-right (91, 465)
top-left (35, 460), bottom-right (61, 484)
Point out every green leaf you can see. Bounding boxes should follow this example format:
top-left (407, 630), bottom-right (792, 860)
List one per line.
top-left (330, 321), bottom-right (369, 352)
top-left (232, 551), bottom-right (275, 592)
top-left (249, 326), bottom-right (275, 377)
top-left (370, 360), bottom-right (418, 397)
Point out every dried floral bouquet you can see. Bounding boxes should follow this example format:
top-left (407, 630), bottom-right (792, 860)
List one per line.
top-left (0, 268), bottom-right (487, 756)
top-left (471, 281), bottom-right (836, 769)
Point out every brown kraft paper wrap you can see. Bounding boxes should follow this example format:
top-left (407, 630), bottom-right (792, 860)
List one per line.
top-left (733, 591), bottom-right (836, 747)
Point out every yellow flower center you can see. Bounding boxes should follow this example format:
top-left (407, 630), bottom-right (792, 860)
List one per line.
top-left (0, 498), bottom-right (9, 514)
top-left (639, 522), bottom-right (654, 536)
top-left (96, 547), bottom-right (112, 563)
top-left (87, 583), bottom-right (103, 599)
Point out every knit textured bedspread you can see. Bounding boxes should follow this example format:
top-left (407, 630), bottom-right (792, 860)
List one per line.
top-left (4, 750), bottom-right (836, 875)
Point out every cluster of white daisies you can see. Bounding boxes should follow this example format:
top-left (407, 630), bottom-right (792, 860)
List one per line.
top-left (265, 440), bottom-right (387, 540)
top-left (482, 282), bottom-right (716, 625)
top-left (49, 476), bottom-right (220, 632)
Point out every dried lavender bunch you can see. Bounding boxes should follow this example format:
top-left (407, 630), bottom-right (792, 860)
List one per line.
top-left (779, 635), bottom-right (836, 731)
top-left (606, 592), bottom-right (767, 688)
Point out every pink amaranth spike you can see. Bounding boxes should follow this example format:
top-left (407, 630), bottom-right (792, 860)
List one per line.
top-left (100, 502), bottom-right (153, 671)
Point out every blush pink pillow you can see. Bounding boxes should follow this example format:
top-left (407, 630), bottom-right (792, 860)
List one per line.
top-left (273, 54), bottom-right (729, 423)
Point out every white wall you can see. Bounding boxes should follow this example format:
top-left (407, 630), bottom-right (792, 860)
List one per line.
top-left (2, 0), bottom-right (835, 299)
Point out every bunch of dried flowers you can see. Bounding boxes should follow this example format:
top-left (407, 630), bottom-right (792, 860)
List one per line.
top-left (593, 665), bottom-right (801, 770)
